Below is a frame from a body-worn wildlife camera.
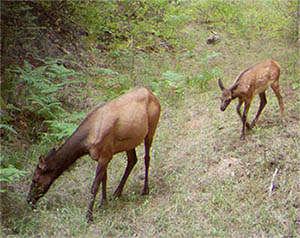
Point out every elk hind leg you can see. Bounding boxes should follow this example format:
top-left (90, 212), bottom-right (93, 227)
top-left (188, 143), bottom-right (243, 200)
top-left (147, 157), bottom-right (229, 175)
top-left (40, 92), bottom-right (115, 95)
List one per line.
top-left (113, 149), bottom-right (137, 197)
top-left (100, 171), bottom-right (108, 206)
top-left (251, 92), bottom-right (267, 127)
top-left (142, 134), bottom-right (155, 195)
top-left (142, 112), bottom-right (159, 195)
top-left (271, 81), bottom-right (284, 122)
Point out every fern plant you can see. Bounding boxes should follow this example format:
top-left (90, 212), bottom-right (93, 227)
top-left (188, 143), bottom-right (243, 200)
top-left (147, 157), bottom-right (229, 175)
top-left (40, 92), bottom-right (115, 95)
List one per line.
top-left (161, 70), bottom-right (186, 98)
top-left (15, 60), bottom-right (80, 119)
top-left (43, 111), bottom-right (86, 142)
top-left (0, 166), bottom-right (27, 193)
top-left (0, 154), bottom-right (27, 193)
top-left (1, 59), bottom-right (82, 142)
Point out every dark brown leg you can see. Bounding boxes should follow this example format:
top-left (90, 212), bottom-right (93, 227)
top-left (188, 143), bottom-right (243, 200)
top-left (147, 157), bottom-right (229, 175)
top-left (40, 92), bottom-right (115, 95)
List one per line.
top-left (142, 134), bottom-right (154, 195)
top-left (271, 81), bottom-right (284, 121)
top-left (236, 98), bottom-right (243, 120)
top-left (236, 99), bottom-right (251, 130)
top-left (241, 100), bottom-right (251, 139)
top-left (113, 149), bottom-right (137, 197)
top-left (251, 92), bottom-right (267, 127)
top-left (101, 171), bottom-right (108, 206)
top-left (86, 160), bottom-right (109, 222)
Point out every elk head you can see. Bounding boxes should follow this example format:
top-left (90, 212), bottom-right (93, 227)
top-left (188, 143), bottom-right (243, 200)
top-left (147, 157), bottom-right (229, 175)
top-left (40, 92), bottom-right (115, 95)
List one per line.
top-left (218, 78), bottom-right (238, 111)
top-left (27, 149), bottom-right (57, 207)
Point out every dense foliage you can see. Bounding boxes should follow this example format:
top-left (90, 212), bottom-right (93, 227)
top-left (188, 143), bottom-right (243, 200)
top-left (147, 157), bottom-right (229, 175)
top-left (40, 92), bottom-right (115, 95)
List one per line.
top-left (189, 0), bottom-right (298, 41)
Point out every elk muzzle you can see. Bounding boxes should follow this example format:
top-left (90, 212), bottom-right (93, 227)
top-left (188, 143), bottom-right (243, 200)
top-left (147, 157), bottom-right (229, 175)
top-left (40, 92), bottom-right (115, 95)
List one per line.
top-left (220, 99), bottom-right (231, 111)
top-left (27, 190), bottom-right (39, 208)
top-left (27, 181), bottom-right (49, 207)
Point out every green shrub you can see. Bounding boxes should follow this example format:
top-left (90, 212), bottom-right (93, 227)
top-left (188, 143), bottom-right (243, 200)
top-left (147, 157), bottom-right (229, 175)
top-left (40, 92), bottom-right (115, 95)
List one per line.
top-left (0, 155), bottom-right (27, 193)
top-left (161, 70), bottom-right (186, 98)
top-left (14, 60), bottom-right (80, 119)
top-left (1, 60), bottom-right (82, 141)
top-left (42, 112), bottom-right (86, 142)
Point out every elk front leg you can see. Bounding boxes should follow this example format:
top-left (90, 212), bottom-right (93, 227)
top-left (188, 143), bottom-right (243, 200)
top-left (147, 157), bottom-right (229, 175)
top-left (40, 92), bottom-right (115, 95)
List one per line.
top-left (236, 99), bottom-right (251, 130)
top-left (86, 160), bottom-right (109, 222)
top-left (241, 100), bottom-right (251, 139)
top-left (251, 92), bottom-right (267, 128)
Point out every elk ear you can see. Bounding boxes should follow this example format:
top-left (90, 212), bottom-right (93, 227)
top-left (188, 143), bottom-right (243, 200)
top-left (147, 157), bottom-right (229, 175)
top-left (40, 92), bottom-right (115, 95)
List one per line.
top-left (38, 155), bottom-right (47, 171)
top-left (218, 78), bottom-right (225, 91)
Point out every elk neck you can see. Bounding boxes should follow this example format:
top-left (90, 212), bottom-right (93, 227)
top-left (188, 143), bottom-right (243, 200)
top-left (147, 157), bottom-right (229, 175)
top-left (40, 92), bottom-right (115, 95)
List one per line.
top-left (46, 103), bottom-right (108, 176)
top-left (47, 125), bottom-right (90, 177)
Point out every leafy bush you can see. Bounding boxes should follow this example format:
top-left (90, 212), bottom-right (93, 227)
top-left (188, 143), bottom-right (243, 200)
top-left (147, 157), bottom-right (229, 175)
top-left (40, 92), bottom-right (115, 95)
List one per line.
top-left (186, 51), bottom-right (222, 91)
top-left (17, 61), bottom-right (81, 118)
top-left (1, 60), bottom-right (82, 141)
top-left (158, 70), bottom-right (186, 98)
top-left (0, 154), bottom-right (27, 193)
top-left (0, 166), bottom-right (27, 193)
top-left (43, 111), bottom-right (86, 142)
top-left (187, 68), bottom-right (220, 91)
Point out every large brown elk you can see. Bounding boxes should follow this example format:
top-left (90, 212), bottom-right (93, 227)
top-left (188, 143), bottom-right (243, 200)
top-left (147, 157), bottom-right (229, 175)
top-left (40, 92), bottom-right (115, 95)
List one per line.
top-left (218, 59), bottom-right (284, 139)
top-left (27, 87), bottom-right (161, 222)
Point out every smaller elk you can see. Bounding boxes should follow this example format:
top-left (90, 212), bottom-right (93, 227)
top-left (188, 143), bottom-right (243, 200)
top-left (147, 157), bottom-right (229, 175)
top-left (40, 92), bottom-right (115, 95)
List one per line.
top-left (218, 59), bottom-right (284, 139)
top-left (27, 87), bottom-right (161, 222)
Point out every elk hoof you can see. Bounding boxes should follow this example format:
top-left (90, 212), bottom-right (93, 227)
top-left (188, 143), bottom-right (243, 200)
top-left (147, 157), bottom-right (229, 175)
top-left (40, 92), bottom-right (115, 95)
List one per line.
top-left (101, 199), bottom-right (108, 207)
top-left (246, 122), bottom-right (252, 130)
top-left (142, 188), bottom-right (149, 195)
top-left (113, 190), bottom-right (122, 198)
top-left (86, 211), bottom-right (94, 223)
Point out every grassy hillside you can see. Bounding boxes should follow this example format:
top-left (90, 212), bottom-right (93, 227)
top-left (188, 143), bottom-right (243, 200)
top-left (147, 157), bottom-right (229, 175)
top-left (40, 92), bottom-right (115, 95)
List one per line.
top-left (1, 0), bottom-right (299, 237)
